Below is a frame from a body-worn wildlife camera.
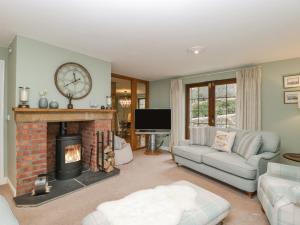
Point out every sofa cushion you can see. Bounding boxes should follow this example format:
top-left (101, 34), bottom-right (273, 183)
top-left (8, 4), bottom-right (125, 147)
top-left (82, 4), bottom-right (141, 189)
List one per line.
top-left (260, 175), bottom-right (300, 206)
top-left (211, 130), bottom-right (236, 153)
top-left (230, 129), bottom-right (251, 153)
top-left (236, 133), bottom-right (262, 159)
top-left (207, 126), bottom-right (229, 146)
top-left (189, 126), bottom-right (209, 146)
top-left (202, 152), bottom-right (257, 179)
top-left (256, 131), bottom-right (280, 154)
top-left (173, 145), bottom-right (217, 163)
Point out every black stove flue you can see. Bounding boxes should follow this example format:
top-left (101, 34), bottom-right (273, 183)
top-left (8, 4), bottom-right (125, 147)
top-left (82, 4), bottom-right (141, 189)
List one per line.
top-left (56, 122), bottom-right (82, 180)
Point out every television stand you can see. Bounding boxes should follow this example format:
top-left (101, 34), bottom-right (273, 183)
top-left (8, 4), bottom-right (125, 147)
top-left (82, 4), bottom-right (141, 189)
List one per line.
top-left (135, 131), bottom-right (170, 154)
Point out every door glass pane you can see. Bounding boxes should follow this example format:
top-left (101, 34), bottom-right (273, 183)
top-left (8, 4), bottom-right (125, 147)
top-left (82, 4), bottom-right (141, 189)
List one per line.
top-left (136, 82), bottom-right (147, 148)
top-left (111, 77), bottom-right (131, 143)
top-left (227, 84), bottom-right (237, 98)
top-left (190, 87), bottom-right (198, 99)
top-left (189, 86), bottom-right (209, 127)
top-left (216, 84), bottom-right (227, 98)
top-left (215, 83), bottom-right (237, 128)
top-left (227, 97), bottom-right (236, 128)
top-left (216, 98), bottom-right (227, 127)
top-left (198, 99), bottom-right (209, 124)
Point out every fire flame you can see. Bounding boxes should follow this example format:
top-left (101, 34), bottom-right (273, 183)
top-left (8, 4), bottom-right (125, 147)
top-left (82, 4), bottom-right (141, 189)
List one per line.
top-left (65, 144), bottom-right (81, 163)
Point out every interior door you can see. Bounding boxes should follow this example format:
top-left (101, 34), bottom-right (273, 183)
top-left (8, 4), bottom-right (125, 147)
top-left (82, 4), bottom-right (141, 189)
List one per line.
top-left (111, 76), bottom-right (132, 144)
top-left (135, 81), bottom-right (149, 149)
top-left (111, 74), bottom-right (149, 150)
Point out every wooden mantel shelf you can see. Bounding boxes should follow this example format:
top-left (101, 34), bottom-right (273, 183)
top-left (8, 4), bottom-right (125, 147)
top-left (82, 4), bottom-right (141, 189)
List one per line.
top-left (13, 108), bottom-right (115, 123)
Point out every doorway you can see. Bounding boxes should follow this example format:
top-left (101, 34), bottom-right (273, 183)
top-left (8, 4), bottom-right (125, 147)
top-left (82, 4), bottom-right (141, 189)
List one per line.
top-left (111, 74), bottom-right (149, 150)
top-left (0, 60), bottom-right (4, 183)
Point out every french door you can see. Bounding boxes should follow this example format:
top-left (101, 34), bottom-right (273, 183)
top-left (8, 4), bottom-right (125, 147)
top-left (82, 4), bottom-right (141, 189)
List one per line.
top-left (185, 78), bottom-right (237, 138)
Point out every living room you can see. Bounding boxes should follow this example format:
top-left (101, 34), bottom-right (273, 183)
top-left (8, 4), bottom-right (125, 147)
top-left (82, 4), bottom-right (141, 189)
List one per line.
top-left (0, 1), bottom-right (300, 225)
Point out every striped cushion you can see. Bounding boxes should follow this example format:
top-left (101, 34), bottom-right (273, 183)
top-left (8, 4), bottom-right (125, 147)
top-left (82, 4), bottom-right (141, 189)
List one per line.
top-left (236, 133), bottom-right (262, 159)
top-left (189, 126), bottom-right (208, 146)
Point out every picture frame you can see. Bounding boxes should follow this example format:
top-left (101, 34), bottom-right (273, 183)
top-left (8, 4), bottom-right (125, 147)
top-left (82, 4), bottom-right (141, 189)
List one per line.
top-left (283, 74), bottom-right (300, 88)
top-left (284, 91), bottom-right (300, 104)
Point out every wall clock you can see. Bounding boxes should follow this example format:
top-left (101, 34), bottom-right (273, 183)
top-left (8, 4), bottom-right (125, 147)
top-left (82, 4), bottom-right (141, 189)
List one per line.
top-left (54, 62), bottom-right (92, 100)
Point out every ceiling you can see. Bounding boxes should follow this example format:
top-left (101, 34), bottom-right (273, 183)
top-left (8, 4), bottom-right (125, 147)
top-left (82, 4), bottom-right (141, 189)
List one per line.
top-left (0, 0), bottom-right (300, 81)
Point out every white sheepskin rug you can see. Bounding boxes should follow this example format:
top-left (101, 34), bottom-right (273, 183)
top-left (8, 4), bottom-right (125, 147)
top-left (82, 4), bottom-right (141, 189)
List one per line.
top-left (96, 184), bottom-right (198, 225)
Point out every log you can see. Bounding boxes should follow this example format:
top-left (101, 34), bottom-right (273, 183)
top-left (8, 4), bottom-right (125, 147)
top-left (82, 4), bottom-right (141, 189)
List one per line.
top-left (104, 146), bottom-right (113, 153)
top-left (105, 165), bottom-right (114, 173)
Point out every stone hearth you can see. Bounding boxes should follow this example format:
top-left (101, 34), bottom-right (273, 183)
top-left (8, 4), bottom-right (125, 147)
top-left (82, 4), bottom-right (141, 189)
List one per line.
top-left (13, 108), bottom-right (114, 196)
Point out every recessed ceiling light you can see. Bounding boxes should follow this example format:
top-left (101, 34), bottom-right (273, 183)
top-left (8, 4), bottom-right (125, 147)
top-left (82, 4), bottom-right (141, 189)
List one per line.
top-left (187, 46), bottom-right (206, 55)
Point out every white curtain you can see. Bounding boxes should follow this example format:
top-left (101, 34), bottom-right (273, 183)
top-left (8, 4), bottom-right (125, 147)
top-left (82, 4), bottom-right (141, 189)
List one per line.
top-left (236, 66), bottom-right (262, 130)
top-left (170, 79), bottom-right (184, 149)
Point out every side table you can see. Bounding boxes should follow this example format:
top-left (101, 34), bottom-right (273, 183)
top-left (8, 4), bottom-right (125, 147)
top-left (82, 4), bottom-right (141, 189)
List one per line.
top-left (283, 153), bottom-right (300, 162)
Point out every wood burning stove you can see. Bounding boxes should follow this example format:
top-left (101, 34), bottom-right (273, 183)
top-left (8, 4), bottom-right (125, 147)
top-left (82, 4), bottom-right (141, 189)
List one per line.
top-left (56, 122), bottom-right (82, 180)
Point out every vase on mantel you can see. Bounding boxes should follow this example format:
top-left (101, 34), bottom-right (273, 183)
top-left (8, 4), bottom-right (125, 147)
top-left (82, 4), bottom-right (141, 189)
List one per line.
top-left (39, 90), bottom-right (48, 108)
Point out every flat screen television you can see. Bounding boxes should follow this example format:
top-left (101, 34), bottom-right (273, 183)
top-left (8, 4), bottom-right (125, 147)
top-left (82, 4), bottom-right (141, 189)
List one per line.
top-left (135, 109), bottom-right (171, 131)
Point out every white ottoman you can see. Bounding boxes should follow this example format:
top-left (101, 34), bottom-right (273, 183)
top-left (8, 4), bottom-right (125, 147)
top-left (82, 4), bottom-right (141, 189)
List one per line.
top-left (0, 195), bottom-right (19, 225)
top-left (114, 143), bottom-right (133, 166)
top-left (82, 180), bottom-right (230, 225)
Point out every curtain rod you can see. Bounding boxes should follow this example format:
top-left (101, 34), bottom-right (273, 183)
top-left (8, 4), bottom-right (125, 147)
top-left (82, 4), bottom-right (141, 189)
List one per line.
top-left (176, 65), bottom-right (261, 80)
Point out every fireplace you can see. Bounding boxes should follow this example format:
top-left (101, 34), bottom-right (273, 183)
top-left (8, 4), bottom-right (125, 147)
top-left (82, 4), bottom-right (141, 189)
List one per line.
top-left (56, 122), bottom-right (82, 180)
top-left (13, 108), bottom-right (114, 196)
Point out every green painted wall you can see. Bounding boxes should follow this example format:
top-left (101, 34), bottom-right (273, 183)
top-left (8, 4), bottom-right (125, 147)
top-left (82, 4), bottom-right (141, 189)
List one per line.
top-left (15, 36), bottom-right (111, 108)
top-left (150, 58), bottom-right (300, 165)
top-left (0, 47), bottom-right (8, 178)
top-left (262, 58), bottom-right (300, 166)
top-left (5, 36), bottom-right (112, 189)
top-left (149, 78), bottom-right (171, 108)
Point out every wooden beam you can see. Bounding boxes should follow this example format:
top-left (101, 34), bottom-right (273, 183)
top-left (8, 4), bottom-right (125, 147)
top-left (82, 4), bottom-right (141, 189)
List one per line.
top-left (13, 108), bottom-right (115, 123)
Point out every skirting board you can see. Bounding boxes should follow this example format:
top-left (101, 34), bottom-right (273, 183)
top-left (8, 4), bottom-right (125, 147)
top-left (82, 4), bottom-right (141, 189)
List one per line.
top-left (7, 178), bottom-right (16, 197)
top-left (0, 177), bottom-right (16, 197)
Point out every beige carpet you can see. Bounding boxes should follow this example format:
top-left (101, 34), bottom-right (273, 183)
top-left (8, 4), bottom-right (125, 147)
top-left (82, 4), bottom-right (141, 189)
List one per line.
top-left (0, 150), bottom-right (269, 225)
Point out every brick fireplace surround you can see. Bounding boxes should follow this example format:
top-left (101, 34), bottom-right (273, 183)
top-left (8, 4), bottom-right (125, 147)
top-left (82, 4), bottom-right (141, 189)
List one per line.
top-left (13, 108), bottom-right (114, 196)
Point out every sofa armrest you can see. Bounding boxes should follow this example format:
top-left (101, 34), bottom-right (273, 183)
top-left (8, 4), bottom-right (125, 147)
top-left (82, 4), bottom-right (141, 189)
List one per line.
top-left (247, 152), bottom-right (280, 177)
top-left (267, 162), bottom-right (300, 181)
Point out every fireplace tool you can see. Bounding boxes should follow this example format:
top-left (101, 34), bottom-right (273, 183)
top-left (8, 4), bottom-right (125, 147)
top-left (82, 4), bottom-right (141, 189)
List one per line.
top-left (96, 131), bottom-right (115, 172)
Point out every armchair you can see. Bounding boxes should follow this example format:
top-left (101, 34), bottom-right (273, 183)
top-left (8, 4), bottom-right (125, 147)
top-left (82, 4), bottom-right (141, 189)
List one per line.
top-left (258, 162), bottom-right (300, 225)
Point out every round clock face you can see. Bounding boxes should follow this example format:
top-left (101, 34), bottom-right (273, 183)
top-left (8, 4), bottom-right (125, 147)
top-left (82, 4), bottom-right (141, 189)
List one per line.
top-left (54, 62), bottom-right (92, 99)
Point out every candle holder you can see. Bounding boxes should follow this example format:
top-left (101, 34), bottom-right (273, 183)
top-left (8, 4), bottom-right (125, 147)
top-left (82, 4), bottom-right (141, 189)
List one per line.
top-left (18, 87), bottom-right (30, 108)
top-left (106, 96), bottom-right (112, 109)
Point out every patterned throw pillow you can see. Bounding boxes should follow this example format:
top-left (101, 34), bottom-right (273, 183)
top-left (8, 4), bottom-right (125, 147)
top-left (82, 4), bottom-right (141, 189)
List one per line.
top-left (212, 130), bottom-right (236, 152)
top-left (189, 126), bottom-right (208, 146)
top-left (236, 133), bottom-right (262, 159)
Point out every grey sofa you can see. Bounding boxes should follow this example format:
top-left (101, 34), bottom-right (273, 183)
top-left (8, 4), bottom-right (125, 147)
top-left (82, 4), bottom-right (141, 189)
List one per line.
top-left (173, 127), bottom-right (281, 196)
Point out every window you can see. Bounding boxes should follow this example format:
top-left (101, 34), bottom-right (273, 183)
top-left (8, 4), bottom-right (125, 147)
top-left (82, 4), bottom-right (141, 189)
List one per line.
top-left (185, 79), bottom-right (237, 138)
